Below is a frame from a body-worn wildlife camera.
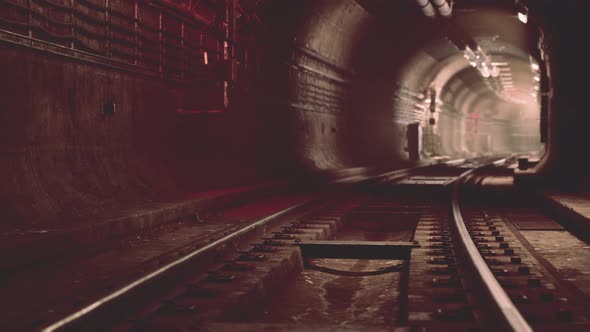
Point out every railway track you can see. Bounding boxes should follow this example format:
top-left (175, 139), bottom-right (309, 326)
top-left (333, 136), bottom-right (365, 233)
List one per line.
top-left (457, 168), bottom-right (590, 331)
top-left (42, 157), bottom-right (590, 331)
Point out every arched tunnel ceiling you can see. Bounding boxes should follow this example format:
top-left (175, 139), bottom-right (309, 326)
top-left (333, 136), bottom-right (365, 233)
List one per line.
top-left (368, 0), bottom-right (544, 157)
top-left (385, 2), bottom-right (540, 120)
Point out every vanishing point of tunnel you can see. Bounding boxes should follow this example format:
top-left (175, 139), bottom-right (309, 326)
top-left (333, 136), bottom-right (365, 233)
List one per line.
top-left (2, 0), bottom-right (590, 331)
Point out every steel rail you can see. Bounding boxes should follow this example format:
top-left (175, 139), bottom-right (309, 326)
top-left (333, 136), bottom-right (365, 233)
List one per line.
top-left (450, 164), bottom-right (532, 332)
top-left (366, 158), bottom-right (468, 184)
top-left (42, 200), bottom-right (313, 332)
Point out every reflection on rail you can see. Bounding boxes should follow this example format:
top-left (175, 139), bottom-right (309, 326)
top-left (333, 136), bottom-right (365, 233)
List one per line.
top-left (451, 160), bottom-right (532, 332)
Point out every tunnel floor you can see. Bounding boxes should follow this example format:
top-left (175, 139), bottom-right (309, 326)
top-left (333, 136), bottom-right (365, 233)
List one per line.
top-left (3, 162), bottom-right (590, 331)
top-left (245, 215), bottom-right (414, 328)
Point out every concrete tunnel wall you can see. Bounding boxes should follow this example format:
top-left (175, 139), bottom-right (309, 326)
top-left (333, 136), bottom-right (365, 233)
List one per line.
top-left (286, 0), bottom-right (372, 171)
top-left (0, 43), bottom-right (273, 227)
top-left (534, 1), bottom-right (590, 187)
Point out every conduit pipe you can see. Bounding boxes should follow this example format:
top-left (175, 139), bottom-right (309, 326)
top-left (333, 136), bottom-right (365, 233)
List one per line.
top-left (416, 0), bottom-right (436, 18)
top-left (157, 0), bottom-right (217, 26)
top-left (432, 0), bottom-right (452, 18)
top-left (416, 0), bottom-right (452, 18)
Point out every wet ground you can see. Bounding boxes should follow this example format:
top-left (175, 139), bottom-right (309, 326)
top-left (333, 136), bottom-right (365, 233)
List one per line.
top-left (242, 219), bottom-right (415, 328)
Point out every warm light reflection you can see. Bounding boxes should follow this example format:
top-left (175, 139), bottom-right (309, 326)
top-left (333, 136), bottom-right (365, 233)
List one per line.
top-left (518, 12), bottom-right (528, 24)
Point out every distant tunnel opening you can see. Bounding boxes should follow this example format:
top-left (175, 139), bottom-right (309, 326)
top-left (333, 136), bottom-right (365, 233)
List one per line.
top-left (394, 8), bottom-right (544, 162)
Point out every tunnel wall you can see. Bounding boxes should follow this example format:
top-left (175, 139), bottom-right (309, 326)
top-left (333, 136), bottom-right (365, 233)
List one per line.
top-left (0, 43), bottom-right (268, 228)
top-left (534, 1), bottom-right (590, 186)
top-left (1, 0), bottom-right (384, 227)
top-left (285, 0), bottom-right (373, 172)
top-left (0, 0), bottom-right (279, 228)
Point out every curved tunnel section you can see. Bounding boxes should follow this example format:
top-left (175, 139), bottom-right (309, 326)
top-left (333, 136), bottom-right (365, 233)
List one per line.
top-left (391, 12), bottom-right (542, 160)
top-left (0, 0), bottom-right (571, 230)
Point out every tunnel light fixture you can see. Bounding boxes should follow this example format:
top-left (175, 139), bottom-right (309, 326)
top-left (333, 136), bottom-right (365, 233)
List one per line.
top-left (491, 66), bottom-right (500, 78)
top-left (516, 1), bottom-right (529, 24)
top-left (531, 63), bottom-right (539, 71)
top-left (462, 45), bottom-right (499, 79)
top-left (534, 75), bottom-right (541, 82)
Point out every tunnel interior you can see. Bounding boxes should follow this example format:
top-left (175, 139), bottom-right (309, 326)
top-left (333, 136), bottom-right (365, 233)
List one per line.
top-left (6, 1), bottom-right (590, 331)
top-left (1, 0), bottom-right (588, 228)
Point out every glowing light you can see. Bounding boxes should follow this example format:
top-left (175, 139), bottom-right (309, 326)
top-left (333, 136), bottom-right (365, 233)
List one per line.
top-left (531, 63), bottom-right (539, 71)
top-left (223, 41), bottom-right (229, 60)
top-left (491, 66), bottom-right (500, 78)
top-left (518, 12), bottom-right (528, 24)
top-left (203, 51), bottom-right (209, 65)
top-left (534, 76), bottom-right (540, 82)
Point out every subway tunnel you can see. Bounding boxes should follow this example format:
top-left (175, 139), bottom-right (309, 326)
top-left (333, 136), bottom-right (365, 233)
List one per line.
top-left (2, 0), bottom-right (590, 331)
